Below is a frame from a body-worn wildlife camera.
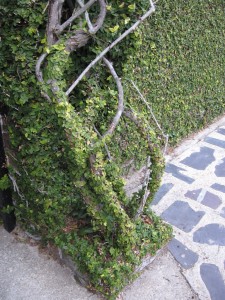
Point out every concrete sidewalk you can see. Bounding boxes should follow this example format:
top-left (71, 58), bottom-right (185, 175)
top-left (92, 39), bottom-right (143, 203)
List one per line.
top-left (1, 115), bottom-right (225, 300)
top-left (0, 226), bottom-right (196, 300)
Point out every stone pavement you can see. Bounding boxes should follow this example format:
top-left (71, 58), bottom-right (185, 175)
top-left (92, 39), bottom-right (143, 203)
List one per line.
top-left (151, 115), bottom-right (225, 300)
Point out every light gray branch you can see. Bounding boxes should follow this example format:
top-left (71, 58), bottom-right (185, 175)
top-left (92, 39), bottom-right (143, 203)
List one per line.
top-left (102, 58), bottom-right (124, 137)
top-left (35, 52), bottom-right (52, 102)
top-left (123, 108), bottom-right (155, 154)
top-left (36, 53), bottom-right (48, 83)
top-left (77, 0), bottom-right (106, 34)
top-left (56, 0), bottom-right (97, 34)
top-left (123, 108), bottom-right (140, 127)
top-left (47, 0), bottom-right (65, 45)
top-left (78, 2), bottom-right (120, 137)
top-left (66, 1), bottom-right (155, 95)
top-left (92, 0), bottom-right (106, 33)
top-left (135, 156), bottom-right (151, 220)
top-left (65, 29), bottom-right (90, 52)
top-left (128, 79), bottom-right (169, 155)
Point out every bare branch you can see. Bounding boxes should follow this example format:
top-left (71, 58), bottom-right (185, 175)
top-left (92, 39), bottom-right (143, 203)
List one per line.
top-left (128, 80), bottom-right (169, 155)
top-left (123, 108), bottom-right (140, 128)
top-left (66, 2), bottom-right (155, 95)
top-left (123, 108), bottom-right (155, 153)
top-left (163, 133), bottom-right (169, 155)
top-left (77, 0), bottom-right (106, 34)
top-left (8, 174), bottom-right (25, 201)
top-left (84, 9), bottom-right (95, 32)
top-left (102, 58), bottom-right (124, 137)
top-left (8, 170), bottom-right (28, 207)
top-left (40, 91), bottom-right (52, 103)
top-left (35, 53), bottom-right (51, 102)
top-left (56, 0), bottom-right (97, 34)
top-left (92, 0), bottom-right (106, 33)
top-left (42, 2), bottom-right (49, 14)
top-left (65, 29), bottom-right (90, 52)
top-left (47, 0), bottom-right (65, 45)
top-left (36, 53), bottom-right (48, 82)
top-left (35, 53), bottom-right (52, 102)
top-left (65, 0), bottom-right (106, 52)
top-left (135, 156), bottom-right (151, 220)
top-left (123, 108), bottom-right (161, 216)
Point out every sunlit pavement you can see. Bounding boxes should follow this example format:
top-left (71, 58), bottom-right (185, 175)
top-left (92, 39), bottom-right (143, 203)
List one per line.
top-left (151, 115), bottom-right (225, 300)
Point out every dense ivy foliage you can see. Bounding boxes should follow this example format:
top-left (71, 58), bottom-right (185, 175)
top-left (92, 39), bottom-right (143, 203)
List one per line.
top-left (0, 0), bottom-right (224, 298)
top-left (123, 0), bottom-right (225, 144)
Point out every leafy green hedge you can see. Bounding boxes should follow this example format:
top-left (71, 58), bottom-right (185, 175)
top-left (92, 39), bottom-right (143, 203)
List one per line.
top-left (124, 0), bottom-right (225, 144)
top-left (0, 0), bottom-right (224, 298)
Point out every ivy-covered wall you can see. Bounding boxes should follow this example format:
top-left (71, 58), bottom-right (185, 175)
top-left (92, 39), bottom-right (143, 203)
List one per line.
top-left (124, 0), bottom-right (225, 144)
top-left (0, 0), bottom-right (224, 299)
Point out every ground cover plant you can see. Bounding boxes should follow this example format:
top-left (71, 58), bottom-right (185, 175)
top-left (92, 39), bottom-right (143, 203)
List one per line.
top-left (0, 0), bottom-right (224, 298)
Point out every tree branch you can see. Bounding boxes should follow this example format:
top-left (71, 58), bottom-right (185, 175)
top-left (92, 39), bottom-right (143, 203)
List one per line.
top-left (128, 79), bottom-right (169, 155)
top-left (135, 156), bottom-right (151, 220)
top-left (65, 29), bottom-right (90, 52)
top-left (56, 0), bottom-right (97, 34)
top-left (36, 53), bottom-right (48, 83)
top-left (65, 0), bottom-right (106, 51)
top-left (47, 0), bottom-right (65, 45)
top-left (77, 0), bottom-right (106, 34)
top-left (123, 109), bottom-right (141, 128)
top-left (66, 1), bottom-right (155, 95)
top-left (123, 108), bottom-right (154, 152)
top-left (35, 52), bottom-right (52, 102)
top-left (101, 57), bottom-right (124, 137)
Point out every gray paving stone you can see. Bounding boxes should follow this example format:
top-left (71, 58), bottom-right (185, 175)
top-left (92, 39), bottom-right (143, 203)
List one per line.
top-left (200, 263), bottom-right (225, 300)
top-left (151, 183), bottom-right (174, 206)
top-left (165, 164), bottom-right (194, 184)
top-left (168, 238), bottom-right (198, 269)
top-left (217, 127), bottom-right (225, 136)
top-left (205, 137), bottom-right (225, 149)
top-left (161, 201), bottom-right (205, 233)
top-left (180, 146), bottom-right (215, 170)
top-left (215, 158), bottom-right (225, 177)
top-left (201, 191), bottom-right (222, 209)
top-left (220, 207), bottom-right (225, 219)
top-left (185, 189), bottom-right (202, 201)
top-left (185, 189), bottom-right (222, 209)
top-left (211, 183), bottom-right (225, 193)
top-left (193, 223), bottom-right (225, 246)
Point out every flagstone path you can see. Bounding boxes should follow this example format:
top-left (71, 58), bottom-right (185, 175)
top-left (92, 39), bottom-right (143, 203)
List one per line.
top-left (151, 117), bottom-right (225, 300)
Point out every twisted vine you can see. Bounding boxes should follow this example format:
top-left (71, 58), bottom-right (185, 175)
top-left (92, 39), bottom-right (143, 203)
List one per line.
top-left (35, 0), bottom-right (164, 250)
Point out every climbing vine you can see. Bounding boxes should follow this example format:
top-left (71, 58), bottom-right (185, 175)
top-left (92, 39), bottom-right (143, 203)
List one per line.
top-left (0, 1), bottom-right (171, 298)
top-left (0, 0), bottom-right (224, 298)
